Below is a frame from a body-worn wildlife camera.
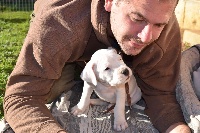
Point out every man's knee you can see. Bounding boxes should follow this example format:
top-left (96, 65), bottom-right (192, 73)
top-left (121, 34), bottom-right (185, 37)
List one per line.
top-left (48, 63), bottom-right (76, 103)
top-left (165, 122), bottom-right (191, 133)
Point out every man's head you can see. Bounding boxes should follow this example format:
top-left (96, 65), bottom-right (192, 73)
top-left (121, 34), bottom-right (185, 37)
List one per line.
top-left (104, 0), bottom-right (178, 56)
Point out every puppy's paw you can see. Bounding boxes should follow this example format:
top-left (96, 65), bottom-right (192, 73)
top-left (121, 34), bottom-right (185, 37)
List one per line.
top-left (71, 106), bottom-right (86, 116)
top-left (114, 119), bottom-right (128, 131)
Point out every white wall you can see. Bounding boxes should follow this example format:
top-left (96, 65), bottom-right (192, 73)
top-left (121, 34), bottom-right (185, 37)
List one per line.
top-left (175, 0), bottom-right (200, 46)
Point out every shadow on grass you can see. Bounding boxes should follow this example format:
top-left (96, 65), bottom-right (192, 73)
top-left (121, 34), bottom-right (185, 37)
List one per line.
top-left (0, 18), bottom-right (29, 23)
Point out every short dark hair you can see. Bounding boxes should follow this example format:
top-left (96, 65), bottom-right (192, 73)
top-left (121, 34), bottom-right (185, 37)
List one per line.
top-left (115, 0), bottom-right (179, 8)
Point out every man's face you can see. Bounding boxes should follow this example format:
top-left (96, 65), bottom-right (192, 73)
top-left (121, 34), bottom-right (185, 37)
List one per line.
top-left (105, 0), bottom-right (177, 56)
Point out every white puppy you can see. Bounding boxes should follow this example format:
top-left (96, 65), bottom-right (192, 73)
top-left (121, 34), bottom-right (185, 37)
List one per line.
top-left (71, 48), bottom-right (142, 131)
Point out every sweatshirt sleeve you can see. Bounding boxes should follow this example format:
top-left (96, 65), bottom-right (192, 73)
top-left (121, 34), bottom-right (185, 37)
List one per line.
top-left (3, 36), bottom-right (69, 133)
top-left (3, 0), bottom-right (92, 132)
top-left (133, 13), bottom-right (185, 132)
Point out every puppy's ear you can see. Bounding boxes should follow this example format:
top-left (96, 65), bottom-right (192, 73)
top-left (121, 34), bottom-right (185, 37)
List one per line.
top-left (108, 47), bottom-right (117, 53)
top-left (81, 61), bottom-right (97, 86)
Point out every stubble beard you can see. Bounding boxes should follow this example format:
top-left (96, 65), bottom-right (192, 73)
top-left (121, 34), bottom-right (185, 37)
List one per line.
top-left (119, 41), bottom-right (143, 56)
top-left (115, 33), bottom-right (154, 56)
top-left (116, 36), bottom-right (146, 56)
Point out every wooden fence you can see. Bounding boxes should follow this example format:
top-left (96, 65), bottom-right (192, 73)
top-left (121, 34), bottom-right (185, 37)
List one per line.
top-left (0, 0), bottom-right (35, 11)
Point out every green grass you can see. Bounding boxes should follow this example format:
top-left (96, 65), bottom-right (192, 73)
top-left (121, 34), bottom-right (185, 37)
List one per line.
top-left (0, 11), bottom-right (31, 119)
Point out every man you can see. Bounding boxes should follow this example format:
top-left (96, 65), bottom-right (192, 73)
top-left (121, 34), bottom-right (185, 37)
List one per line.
top-left (3, 0), bottom-right (191, 132)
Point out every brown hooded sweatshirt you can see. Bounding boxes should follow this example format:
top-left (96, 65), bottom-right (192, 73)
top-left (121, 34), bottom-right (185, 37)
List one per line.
top-left (4, 0), bottom-right (185, 132)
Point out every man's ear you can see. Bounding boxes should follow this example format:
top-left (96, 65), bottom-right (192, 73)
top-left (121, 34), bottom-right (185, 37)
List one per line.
top-left (104, 0), bottom-right (113, 12)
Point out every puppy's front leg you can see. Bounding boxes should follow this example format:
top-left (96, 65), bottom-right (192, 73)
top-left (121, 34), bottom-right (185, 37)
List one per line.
top-left (71, 81), bottom-right (93, 115)
top-left (114, 85), bottom-right (128, 131)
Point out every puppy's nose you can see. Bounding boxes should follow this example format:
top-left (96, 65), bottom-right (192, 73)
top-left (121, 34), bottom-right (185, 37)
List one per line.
top-left (121, 68), bottom-right (129, 76)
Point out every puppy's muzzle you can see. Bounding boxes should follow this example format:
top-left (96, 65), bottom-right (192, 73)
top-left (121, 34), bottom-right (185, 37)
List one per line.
top-left (121, 68), bottom-right (129, 76)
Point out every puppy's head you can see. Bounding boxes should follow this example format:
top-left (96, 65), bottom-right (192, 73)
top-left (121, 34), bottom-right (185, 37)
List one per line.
top-left (81, 48), bottom-right (132, 87)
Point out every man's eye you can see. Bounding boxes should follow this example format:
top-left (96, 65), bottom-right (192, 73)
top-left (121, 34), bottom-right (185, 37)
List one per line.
top-left (155, 24), bottom-right (165, 28)
top-left (105, 67), bottom-right (110, 70)
top-left (131, 17), bottom-right (144, 22)
top-left (134, 18), bottom-right (143, 22)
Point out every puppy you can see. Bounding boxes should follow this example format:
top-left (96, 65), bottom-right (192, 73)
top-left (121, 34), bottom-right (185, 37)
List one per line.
top-left (71, 48), bottom-right (142, 131)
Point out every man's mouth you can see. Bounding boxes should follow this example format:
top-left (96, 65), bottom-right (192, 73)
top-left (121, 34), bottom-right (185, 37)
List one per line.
top-left (129, 41), bottom-right (144, 49)
top-left (128, 38), bottom-right (145, 49)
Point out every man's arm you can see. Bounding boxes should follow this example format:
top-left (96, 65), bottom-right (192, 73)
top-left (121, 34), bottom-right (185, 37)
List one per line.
top-left (4, 42), bottom-right (69, 132)
top-left (3, 0), bottom-right (92, 132)
top-left (133, 13), bottom-right (188, 132)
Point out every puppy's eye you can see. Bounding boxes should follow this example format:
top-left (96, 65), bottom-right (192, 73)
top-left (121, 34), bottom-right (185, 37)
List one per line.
top-left (105, 67), bottom-right (110, 70)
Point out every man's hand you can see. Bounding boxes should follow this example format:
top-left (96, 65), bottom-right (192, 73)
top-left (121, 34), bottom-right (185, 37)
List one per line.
top-left (166, 122), bottom-right (191, 133)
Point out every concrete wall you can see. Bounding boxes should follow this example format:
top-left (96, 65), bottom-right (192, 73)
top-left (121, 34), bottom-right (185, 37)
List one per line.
top-left (175, 0), bottom-right (200, 46)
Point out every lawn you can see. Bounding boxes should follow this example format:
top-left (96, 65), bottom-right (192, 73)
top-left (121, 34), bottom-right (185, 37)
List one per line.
top-left (0, 11), bottom-right (32, 119)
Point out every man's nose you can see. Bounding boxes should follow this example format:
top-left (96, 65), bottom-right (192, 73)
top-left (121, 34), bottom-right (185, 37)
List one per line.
top-left (137, 24), bottom-right (153, 43)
